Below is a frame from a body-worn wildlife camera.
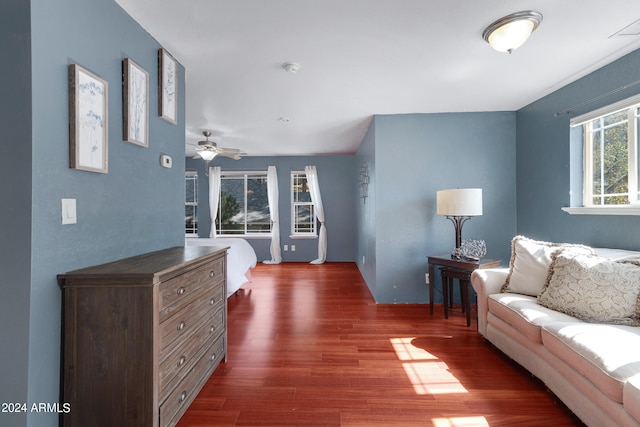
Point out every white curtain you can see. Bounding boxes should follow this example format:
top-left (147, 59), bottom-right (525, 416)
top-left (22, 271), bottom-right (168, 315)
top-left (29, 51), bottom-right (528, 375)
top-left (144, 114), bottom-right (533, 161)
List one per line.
top-left (263, 166), bottom-right (282, 264)
top-left (208, 166), bottom-right (221, 238)
top-left (305, 165), bottom-right (327, 264)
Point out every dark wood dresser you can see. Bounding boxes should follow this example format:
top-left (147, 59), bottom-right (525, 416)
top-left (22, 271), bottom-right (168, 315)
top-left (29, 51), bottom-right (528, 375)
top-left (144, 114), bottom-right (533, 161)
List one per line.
top-left (58, 245), bottom-right (228, 427)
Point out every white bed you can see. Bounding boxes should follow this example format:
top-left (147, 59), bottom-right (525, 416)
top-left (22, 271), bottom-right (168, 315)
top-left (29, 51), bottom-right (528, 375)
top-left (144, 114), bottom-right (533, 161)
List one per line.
top-left (185, 237), bottom-right (257, 297)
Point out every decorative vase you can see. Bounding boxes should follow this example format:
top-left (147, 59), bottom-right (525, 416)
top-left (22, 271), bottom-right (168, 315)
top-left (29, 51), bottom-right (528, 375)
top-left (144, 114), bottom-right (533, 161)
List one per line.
top-left (460, 239), bottom-right (487, 261)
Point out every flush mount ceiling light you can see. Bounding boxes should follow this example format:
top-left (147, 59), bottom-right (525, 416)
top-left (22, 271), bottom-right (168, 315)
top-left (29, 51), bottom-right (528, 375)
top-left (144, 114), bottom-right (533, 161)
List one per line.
top-left (282, 61), bottom-right (301, 73)
top-left (482, 10), bottom-right (542, 53)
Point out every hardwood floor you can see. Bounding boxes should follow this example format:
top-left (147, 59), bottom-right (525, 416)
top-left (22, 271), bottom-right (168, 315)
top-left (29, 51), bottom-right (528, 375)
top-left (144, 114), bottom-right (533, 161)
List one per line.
top-left (177, 263), bottom-right (584, 427)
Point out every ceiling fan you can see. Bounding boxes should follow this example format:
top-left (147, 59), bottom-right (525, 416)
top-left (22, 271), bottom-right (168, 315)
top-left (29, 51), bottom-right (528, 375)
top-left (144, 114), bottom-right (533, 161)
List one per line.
top-left (192, 131), bottom-right (244, 162)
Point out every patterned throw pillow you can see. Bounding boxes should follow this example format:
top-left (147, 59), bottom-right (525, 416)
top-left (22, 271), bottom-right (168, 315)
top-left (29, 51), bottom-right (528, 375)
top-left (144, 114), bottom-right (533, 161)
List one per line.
top-left (501, 236), bottom-right (595, 296)
top-left (538, 252), bottom-right (640, 326)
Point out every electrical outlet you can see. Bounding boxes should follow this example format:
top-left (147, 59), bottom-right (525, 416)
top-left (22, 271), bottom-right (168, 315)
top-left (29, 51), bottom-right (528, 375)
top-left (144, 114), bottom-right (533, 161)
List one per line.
top-left (284, 245), bottom-right (288, 251)
top-left (291, 245), bottom-right (296, 251)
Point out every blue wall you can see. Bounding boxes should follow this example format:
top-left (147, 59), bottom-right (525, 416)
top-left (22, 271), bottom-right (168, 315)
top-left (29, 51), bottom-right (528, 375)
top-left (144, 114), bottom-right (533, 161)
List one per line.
top-left (1, 1), bottom-right (186, 426)
top-left (355, 123), bottom-right (377, 296)
top-left (186, 155), bottom-right (357, 262)
top-left (517, 49), bottom-right (640, 249)
top-left (357, 113), bottom-right (518, 303)
top-left (0, 2), bottom-right (32, 426)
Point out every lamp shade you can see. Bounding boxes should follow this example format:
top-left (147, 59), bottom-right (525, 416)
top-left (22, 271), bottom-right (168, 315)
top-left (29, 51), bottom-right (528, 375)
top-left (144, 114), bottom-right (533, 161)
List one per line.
top-left (437, 189), bottom-right (483, 216)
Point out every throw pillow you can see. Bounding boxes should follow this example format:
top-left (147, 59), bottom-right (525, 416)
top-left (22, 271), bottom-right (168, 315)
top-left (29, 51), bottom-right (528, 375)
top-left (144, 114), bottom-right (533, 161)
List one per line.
top-left (538, 252), bottom-right (640, 326)
top-left (501, 236), bottom-right (595, 296)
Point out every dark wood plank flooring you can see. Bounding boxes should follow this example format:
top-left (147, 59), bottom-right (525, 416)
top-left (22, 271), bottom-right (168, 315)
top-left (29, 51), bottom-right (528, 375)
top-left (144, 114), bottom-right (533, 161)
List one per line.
top-left (178, 262), bottom-right (583, 426)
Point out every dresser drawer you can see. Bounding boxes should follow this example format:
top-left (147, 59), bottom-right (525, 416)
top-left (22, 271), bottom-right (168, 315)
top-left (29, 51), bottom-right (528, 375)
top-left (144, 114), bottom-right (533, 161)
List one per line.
top-left (159, 307), bottom-right (225, 400)
top-left (159, 334), bottom-right (226, 427)
top-left (159, 257), bottom-right (225, 322)
top-left (160, 284), bottom-right (224, 352)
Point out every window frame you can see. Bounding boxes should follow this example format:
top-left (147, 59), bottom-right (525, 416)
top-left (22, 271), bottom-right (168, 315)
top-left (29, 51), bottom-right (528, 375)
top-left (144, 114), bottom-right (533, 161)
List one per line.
top-left (216, 171), bottom-right (272, 237)
top-left (564, 94), bottom-right (640, 215)
top-left (185, 171), bottom-right (198, 236)
top-left (290, 171), bottom-right (316, 238)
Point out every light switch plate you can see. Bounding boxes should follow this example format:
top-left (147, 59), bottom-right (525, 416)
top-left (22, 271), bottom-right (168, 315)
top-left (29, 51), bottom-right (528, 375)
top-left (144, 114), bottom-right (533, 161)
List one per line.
top-left (61, 198), bottom-right (77, 225)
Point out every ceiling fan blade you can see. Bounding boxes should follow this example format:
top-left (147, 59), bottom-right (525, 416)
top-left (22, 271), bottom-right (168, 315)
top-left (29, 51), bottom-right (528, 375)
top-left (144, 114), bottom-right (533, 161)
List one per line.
top-left (219, 146), bottom-right (242, 153)
top-left (218, 152), bottom-right (242, 160)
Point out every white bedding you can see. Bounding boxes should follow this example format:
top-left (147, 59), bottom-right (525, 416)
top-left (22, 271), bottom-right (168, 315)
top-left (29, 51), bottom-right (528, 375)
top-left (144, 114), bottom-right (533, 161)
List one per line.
top-left (185, 237), bottom-right (257, 297)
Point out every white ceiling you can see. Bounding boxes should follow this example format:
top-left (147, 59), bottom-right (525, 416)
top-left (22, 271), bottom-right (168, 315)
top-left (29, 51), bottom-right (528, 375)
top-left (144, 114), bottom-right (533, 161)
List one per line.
top-left (114, 0), bottom-right (640, 157)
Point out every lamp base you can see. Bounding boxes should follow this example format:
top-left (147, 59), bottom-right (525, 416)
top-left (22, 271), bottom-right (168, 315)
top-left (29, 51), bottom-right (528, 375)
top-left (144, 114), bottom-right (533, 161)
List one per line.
top-left (445, 215), bottom-right (472, 250)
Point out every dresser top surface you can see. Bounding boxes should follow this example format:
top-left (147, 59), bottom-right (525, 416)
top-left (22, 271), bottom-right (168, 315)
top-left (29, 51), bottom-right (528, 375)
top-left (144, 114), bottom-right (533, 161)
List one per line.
top-left (58, 246), bottom-right (228, 285)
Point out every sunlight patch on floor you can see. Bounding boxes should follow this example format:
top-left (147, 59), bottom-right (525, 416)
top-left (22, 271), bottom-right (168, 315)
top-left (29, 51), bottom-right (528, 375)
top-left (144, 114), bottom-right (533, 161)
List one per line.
top-left (391, 337), bottom-right (468, 395)
top-left (432, 416), bottom-right (490, 427)
top-left (390, 337), bottom-right (438, 361)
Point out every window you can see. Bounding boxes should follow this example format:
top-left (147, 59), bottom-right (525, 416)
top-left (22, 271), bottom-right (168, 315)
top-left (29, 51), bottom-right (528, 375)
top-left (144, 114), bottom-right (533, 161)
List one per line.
top-left (216, 172), bottom-right (271, 235)
top-left (185, 171), bottom-right (198, 235)
top-left (569, 94), bottom-right (640, 211)
top-left (291, 171), bottom-right (315, 235)
top-left (584, 108), bottom-right (639, 205)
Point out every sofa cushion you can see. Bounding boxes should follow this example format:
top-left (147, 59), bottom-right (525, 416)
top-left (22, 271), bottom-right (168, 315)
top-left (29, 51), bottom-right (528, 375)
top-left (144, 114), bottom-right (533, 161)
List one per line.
top-left (488, 293), bottom-right (578, 344)
top-left (538, 252), bottom-right (640, 326)
top-left (594, 247), bottom-right (640, 261)
top-left (625, 374), bottom-right (640, 423)
top-left (542, 322), bottom-right (640, 403)
top-left (501, 236), bottom-right (594, 297)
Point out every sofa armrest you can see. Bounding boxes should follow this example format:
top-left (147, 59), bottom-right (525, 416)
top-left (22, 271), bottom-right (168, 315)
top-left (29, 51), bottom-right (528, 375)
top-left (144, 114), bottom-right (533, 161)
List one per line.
top-left (471, 268), bottom-right (509, 337)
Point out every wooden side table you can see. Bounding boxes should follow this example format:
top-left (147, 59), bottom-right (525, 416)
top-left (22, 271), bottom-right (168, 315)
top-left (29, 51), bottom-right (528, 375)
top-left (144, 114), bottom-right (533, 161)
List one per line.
top-left (427, 254), bottom-right (501, 326)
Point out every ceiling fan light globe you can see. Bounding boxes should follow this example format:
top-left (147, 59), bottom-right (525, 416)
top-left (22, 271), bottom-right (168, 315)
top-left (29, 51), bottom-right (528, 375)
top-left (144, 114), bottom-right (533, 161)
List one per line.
top-left (199, 150), bottom-right (216, 161)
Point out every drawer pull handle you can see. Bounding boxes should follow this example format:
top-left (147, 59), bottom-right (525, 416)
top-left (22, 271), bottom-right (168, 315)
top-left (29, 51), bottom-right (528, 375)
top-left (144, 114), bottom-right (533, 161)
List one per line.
top-left (177, 355), bottom-right (186, 367)
top-left (177, 286), bottom-right (186, 295)
top-left (209, 326), bottom-right (215, 334)
top-left (210, 298), bottom-right (215, 305)
top-left (209, 271), bottom-right (215, 278)
top-left (179, 391), bottom-right (187, 403)
top-left (177, 321), bottom-right (186, 331)
top-left (211, 353), bottom-right (216, 361)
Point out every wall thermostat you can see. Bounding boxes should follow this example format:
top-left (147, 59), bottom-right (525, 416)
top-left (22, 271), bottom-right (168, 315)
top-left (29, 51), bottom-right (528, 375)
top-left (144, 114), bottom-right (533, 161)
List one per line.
top-left (160, 154), bottom-right (172, 168)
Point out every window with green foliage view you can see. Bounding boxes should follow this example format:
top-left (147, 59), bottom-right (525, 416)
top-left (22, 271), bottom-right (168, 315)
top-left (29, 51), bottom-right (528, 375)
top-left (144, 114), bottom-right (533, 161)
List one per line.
top-left (578, 100), bottom-right (640, 206)
top-left (216, 172), bottom-right (271, 235)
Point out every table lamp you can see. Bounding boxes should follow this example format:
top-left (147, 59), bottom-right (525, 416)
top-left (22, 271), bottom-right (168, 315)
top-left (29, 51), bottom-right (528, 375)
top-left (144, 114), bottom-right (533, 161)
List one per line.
top-left (436, 188), bottom-right (483, 250)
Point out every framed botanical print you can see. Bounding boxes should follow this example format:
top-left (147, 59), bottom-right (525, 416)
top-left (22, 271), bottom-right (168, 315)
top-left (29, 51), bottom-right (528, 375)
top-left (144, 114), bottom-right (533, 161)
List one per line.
top-left (123, 58), bottom-right (149, 147)
top-left (69, 64), bottom-right (109, 173)
top-left (158, 48), bottom-right (177, 124)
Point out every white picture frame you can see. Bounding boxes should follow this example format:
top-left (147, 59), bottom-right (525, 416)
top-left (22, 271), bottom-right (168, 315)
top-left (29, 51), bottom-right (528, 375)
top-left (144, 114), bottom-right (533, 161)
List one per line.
top-left (123, 58), bottom-right (149, 147)
top-left (158, 48), bottom-right (177, 124)
top-left (69, 64), bottom-right (109, 173)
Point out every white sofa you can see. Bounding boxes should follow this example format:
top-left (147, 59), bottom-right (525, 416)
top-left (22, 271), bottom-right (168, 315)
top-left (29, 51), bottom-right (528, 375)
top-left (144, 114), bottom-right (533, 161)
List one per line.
top-left (471, 237), bottom-right (640, 427)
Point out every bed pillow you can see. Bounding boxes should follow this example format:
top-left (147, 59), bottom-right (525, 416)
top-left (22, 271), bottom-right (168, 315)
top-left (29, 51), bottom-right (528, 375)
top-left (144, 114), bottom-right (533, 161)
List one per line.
top-left (538, 252), bottom-right (640, 326)
top-left (501, 236), bottom-right (595, 296)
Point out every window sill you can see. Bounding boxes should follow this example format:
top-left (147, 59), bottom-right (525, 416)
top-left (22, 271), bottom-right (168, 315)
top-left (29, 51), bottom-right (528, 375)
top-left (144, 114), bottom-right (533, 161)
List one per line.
top-left (289, 234), bottom-right (318, 239)
top-left (561, 206), bottom-right (640, 216)
top-left (218, 234), bottom-right (272, 239)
